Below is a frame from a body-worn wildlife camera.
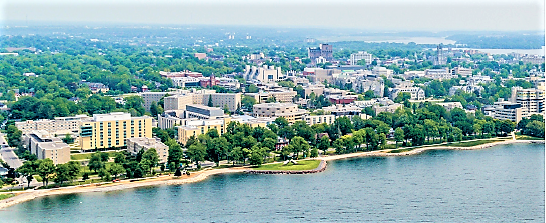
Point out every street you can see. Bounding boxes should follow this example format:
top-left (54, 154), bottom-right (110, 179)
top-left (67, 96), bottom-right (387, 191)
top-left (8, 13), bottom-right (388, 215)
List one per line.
top-left (0, 132), bottom-right (23, 169)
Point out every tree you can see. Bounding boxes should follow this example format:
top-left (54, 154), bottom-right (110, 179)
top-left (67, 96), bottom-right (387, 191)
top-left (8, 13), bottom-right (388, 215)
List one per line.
top-left (36, 159), bottom-right (55, 187)
top-left (317, 135), bottom-right (330, 154)
top-left (208, 95), bottom-right (214, 107)
top-left (167, 139), bottom-right (184, 169)
top-left (114, 152), bottom-right (126, 164)
top-left (289, 136), bottom-right (310, 159)
top-left (17, 161), bottom-right (36, 188)
top-left (394, 127), bottom-right (404, 148)
top-left (208, 137), bottom-right (230, 166)
top-left (500, 120), bottom-right (516, 135)
top-left (394, 92), bottom-right (411, 103)
top-left (63, 133), bottom-right (74, 144)
top-left (187, 143), bottom-right (206, 167)
top-left (265, 96), bottom-right (277, 103)
top-left (242, 96), bottom-right (257, 111)
top-left (364, 128), bottom-right (379, 150)
top-left (524, 120), bottom-right (545, 138)
top-left (363, 107), bottom-right (376, 117)
top-left (108, 163), bottom-right (125, 179)
top-left (229, 146), bottom-right (243, 165)
top-left (89, 152), bottom-right (105, 173)
top-left (150, 101), bottom-right (163, 117)
top-left (379, 133), bottom-right (387, 149)
top-left (55, 162), bottom-right (80, 186)
top-left (274, 117), bottom-right (290, 129)
top-left (249, 149), bottom-right (263, 166)
top-left (310, 148), bottom-right (319, 158)
top-left (333, 116), bottom-right (354, 135)
top-left (140, 148), bottom-right (159, 174)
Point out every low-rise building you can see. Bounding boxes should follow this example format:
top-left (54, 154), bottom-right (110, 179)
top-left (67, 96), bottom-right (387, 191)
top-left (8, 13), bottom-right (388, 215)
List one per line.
top-left (389, 87), bottom-right (425, 100)
top-left (488, 99), bottom-right (524, 123)
top-left (305, 114), bottom-right (335, 126)
top-left (22, 130), bottom-right (70, 164)
top-left (176, 117), bottom-right (232, 144)
top-left (373, 103), bottom-right (403, 114)
top-left (451, 67), bottom-right (473, 77)
top-left (252, 103), bottom-right (307, 123)
top-left (16, 115), bottom-right (92, 135)
top-left (372, 66), bottom-right (393, 77)
top-left (186, 104), bottom-right (225, 120)
top-left (436, 102), bottom-right (463, 111)
top-left (126, 137), bottom-right (169, 163)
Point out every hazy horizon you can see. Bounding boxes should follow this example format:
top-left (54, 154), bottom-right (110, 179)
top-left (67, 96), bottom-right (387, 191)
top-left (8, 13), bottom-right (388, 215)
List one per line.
top-left (1, 0), bottom-right (544, 32)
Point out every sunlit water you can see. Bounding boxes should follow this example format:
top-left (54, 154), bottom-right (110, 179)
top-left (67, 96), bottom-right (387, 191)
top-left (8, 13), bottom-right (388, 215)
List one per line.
top-left (0, 144), bottom-right (544, 222)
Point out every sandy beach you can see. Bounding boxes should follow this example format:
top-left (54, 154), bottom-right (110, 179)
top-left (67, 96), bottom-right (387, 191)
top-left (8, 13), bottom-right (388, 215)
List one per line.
top-left (0, 139), bottom-right (543, 210)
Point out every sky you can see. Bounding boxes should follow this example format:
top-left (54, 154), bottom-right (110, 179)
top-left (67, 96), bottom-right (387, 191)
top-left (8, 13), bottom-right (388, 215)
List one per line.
top-left (0, 0), bottom-right (544, 31)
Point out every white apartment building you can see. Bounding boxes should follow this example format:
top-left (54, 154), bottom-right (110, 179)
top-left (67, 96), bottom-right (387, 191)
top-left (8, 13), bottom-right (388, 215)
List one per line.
top-left (510, 87), bottom-right (545, 117)
top-left (244, 65), bottom-right (283, 83)
top-left (141, 92), bottom-right (171, 110)
top-left (372, 66), bottom-right (393, 77)
top-left (16, 115), bottom-right (92, 135)
top-left (305, 114), bottom-right (335, 126)
top-left (350, 51), bottom-right (373, 65)
top-left (252, 103), bottom-right (307, 123)
top-left (389, 87), bottom-right (425, 100)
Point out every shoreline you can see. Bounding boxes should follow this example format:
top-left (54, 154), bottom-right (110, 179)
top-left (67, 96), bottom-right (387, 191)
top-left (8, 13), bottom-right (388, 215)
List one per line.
top-left (0, 139), bottom-right (543, 210)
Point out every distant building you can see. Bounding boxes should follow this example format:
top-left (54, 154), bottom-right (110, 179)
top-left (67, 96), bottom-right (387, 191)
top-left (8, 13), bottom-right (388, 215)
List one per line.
top-left (451, 67), bottom-right (473, 77)
top-left (194, 53), bottom-right (207, 60)
top-left (350, 51), bottom-right (373, 65)
top-left (185, 104), bottom-right (225, 120)
top-left (141, 92), bottom-right (171, 111)
top-left (200, 75), bottom-right (220, 88)
top-left (252, 103), bottom-right (307, 124)
top-left (436, 102), bottom-right (464, 111)
top-left (389, 87), bottom-right (425, 101)
top-left (308, 44), bottom-right (333, 62)
top-left (373, 103), bottom-right (403, 114)
top-left (305, 114), bottom-right (336, 126)
top-left (82, 82), bottom-right (109, 94)
top-left (372, 67), bottom-right (393, 77)
top-left (244, 65), bottom-right (283, 83)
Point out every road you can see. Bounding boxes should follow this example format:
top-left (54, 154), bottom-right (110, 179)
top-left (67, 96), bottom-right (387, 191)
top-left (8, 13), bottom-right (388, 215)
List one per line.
top-left (0, 132), bottom-right (23, 169)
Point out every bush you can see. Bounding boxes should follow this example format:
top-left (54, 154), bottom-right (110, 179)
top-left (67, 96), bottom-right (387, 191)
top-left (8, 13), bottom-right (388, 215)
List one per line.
top-left (82, 172), bottom-right (89, 180)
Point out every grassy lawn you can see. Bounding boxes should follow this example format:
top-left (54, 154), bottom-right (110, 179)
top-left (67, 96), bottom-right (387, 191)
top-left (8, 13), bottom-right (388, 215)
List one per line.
top-left (70, 151), bottom-right (120, 160)
top-left (252, 160), bottom-right (321, 171)
top-left (0, 193), bottom-right (14, 200)
top-left (387, 148), bottom-right (416, 153)
top-left (445, 140), bottom-right (503, 147)
top-left (516, 133), bottom-right (545, 140)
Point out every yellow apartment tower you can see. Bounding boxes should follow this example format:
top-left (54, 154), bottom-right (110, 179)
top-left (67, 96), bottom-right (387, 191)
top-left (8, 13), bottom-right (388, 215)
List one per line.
top-left (79, 112), bottom-right (152, 151)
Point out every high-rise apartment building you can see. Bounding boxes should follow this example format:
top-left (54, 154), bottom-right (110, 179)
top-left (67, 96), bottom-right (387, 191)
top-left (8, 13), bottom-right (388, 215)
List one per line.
top-left (79, 112), bottom-right (152, 151)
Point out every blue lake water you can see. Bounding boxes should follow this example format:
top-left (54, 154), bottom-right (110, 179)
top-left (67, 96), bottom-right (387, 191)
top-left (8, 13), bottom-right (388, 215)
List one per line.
top-left (0, 143), bottom-right (544, 222)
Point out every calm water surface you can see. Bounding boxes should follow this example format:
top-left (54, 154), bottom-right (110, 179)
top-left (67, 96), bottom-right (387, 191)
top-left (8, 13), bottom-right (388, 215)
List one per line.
top-left (0, 144), bottom-right (544, 222)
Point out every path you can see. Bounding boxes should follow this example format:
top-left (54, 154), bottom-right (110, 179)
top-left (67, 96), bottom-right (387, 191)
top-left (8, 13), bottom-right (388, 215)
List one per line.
top-left (0, 133), bottom-right (23, 169)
